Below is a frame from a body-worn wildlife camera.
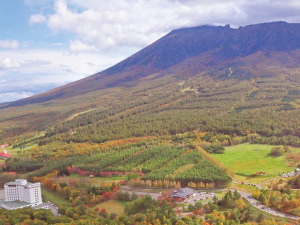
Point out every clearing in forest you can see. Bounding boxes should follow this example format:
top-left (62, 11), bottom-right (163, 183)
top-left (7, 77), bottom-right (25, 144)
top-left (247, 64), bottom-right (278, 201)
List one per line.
top-left (212, 144), bottom-right (294, 182)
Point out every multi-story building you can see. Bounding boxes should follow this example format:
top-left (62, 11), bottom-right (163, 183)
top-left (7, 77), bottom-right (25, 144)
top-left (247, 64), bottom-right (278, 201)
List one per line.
top-left (0, 179), bottom-right (42, 209)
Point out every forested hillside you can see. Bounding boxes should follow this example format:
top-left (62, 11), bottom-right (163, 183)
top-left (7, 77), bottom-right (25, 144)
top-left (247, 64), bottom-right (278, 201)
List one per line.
top-left (0, 22), bottom-right (300, 146)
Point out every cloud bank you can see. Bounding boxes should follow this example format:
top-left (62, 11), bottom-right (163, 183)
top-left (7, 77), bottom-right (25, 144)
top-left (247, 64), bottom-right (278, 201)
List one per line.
top-left (0, 40), bottom-right (19, 49)
top-left (37, 0), bottom-right (300, 52)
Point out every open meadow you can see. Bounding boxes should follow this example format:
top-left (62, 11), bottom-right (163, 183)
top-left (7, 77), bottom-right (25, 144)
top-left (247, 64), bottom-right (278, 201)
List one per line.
top-left (94, 200), bottom-right (125, 215)
top-left (41, 188), bottom-right (68, 205)
top-left (212, 144), bottom-right (296, 183)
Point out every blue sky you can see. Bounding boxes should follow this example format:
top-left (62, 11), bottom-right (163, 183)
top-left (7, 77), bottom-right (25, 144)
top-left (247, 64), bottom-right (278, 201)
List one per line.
top-left (1, 0), bottom-right (300, 103)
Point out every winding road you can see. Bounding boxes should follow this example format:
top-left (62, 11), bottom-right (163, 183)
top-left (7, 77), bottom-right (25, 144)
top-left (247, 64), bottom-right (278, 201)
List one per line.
top-left (237, 190), bottom-right (299, 220)
top-left (122, 185), bottom-right (299, 220)
top-left (232, 179), bottom-right (300, 220)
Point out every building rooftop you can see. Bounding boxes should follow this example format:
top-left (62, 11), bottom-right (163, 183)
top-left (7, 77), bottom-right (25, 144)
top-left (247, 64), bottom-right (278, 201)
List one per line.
top-left (0, 144), bottom-right (9, 148)
top-left (0, 200), bottom-right (31, 209)
top-left (5, 179), bottom-right (39, 188)
top-left (6, 181), bottom-right (34, 186)
top-left (0, 153), bottom-right (12, 158)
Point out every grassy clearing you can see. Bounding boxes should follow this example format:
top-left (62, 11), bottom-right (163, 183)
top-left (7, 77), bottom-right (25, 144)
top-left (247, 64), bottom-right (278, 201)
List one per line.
top-left (90, 176), bottom-right (127, 185)
top-left (128, 188), bottom-right (168, 193)
top-left (42, 187), bottom-right (68, 205)
top-left (95, 200), bottom-right (125, 215)
top-left (212, 144), bottom-right (294, 183)
top-left (54, 175), bottom-right (127, 187)
top-left (69, 174), bottom-right (127, 181)
top-left (230, 183), bottom-right (258, 193)
top-left (5, 144), bottom-right (37, 157)
top-left (69, 174), bottom-right (80, 178)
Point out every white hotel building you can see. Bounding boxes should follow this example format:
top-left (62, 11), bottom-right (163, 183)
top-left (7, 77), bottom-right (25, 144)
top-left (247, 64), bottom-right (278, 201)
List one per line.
top-left (0, 179), bottom-right (43, 210)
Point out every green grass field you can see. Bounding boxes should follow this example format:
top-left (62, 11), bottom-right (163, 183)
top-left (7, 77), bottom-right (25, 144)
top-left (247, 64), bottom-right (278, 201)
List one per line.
top-left (54, 175), bottom-right (127, 187)
top-left (90, 176), bottom-right (127, 185)
top-left (95, 200), bottom-right (125, 215)
top-left (230, 183), bottom-right (258, 193)
top-left (42, 187), bottom-right (68, 205)
top-left (1, 144), bottom-right (37, 158)
top-left (212, 144), bottom-right (294, 183)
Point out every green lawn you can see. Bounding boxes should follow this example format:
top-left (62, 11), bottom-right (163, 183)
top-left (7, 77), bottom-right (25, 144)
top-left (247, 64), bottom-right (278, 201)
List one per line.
top-left (90, 176), bottom-right (127, 185)
top-left (212, 144), bottom-right (294, 181)
top-left (230, 183), bottom-right (258, 193)
top-left (41, 188), bottom-right (68, 205)
top-left (95, 200), bottom-right (125, 215)
top-left (3, 144), bottom-right (37, 157)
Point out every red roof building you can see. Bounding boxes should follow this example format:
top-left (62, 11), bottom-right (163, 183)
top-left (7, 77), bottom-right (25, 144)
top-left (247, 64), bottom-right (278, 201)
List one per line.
top-left (3, 172), bottom-right (17, 175)
top-left (0, 144), bottom-right (9, 148)
top-left (0, 152), bottom-right (12, 159)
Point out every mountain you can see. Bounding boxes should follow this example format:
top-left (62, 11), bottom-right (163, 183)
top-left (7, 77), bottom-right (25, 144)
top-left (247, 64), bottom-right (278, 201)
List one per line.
top-left (4, 21), bottom-right (300, 108)
top-left (1, 21), bottom-right (300, 144)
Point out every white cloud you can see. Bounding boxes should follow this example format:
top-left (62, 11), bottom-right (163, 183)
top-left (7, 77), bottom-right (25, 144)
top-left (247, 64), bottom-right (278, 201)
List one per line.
top-left (1, 58), bottom-right (20, 69)
top-left (33, 0), bottom-right (300, 52)
top-left (0, 48), bottom-right (126, 75)
top-left (45, 0), bottom-right (177, 50)
top-left (0, 48), bottom-right (128, 103)
top-left (0, 92), bottom-right (34, 103)
top-left (23, 59), bottom-right (51, 67)
top-left (0, 57), bottom-right (51, 70)
top-left (0, 40), bottom-right (19, 49)
top-left (69, 40), bottom-right (97, 52)
top-left (29, 14), bottom-right (46, 24)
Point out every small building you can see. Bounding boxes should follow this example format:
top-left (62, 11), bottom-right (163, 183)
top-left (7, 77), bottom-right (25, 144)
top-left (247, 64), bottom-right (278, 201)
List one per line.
top-left (169, 187), bottom-right (194, 200)
top-left (0, 149), bottom-right (12, 159)
top-left (281, 168), bottom-right (300, 178)
top-left (0, 144), bottom-right (9, 148)
top-left (0, 179), bottom-right (43, 210)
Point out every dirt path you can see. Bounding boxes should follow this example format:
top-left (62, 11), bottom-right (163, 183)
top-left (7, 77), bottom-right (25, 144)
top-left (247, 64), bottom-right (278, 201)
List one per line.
top-left (65, 109), bottom-right (95, 121)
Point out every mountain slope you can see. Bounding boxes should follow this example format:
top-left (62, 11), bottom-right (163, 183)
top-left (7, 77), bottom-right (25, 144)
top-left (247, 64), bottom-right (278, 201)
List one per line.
top-left (1, 21), bottom-right (300, 144)
top-left (4, 21), bottom-right (300, 108)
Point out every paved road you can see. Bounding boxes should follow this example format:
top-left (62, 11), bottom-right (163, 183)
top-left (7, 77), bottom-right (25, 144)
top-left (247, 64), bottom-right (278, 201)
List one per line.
top-left (47, 203), bottom-right (60, 217)
top-left (232, 178), bottom-right (300, 220)
top-left (123, 186), bottom-right (299, 220)
top-left (256, 177), bottom-right (279, 189)
top-left (237, 190), bottom-right (299, 220)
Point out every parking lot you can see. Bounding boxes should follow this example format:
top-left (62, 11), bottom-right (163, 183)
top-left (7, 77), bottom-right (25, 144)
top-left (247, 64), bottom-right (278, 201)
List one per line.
top-left (46, 202), bottom-right (60, 216)
top-left (183, 191), bottom-right (216, 205)
top-left (33, 202), bottom-right (60, 216)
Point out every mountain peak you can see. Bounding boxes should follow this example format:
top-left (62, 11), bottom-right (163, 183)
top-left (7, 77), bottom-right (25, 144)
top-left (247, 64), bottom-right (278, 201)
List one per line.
top-left (4, 21), bottom-right (300, 107)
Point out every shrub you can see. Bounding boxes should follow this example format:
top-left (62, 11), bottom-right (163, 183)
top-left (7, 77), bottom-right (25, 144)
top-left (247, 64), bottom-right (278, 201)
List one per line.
top-left (204, 144), bottom-right (225, 154)
top-left (269, 147), bottom-right (284, 157)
